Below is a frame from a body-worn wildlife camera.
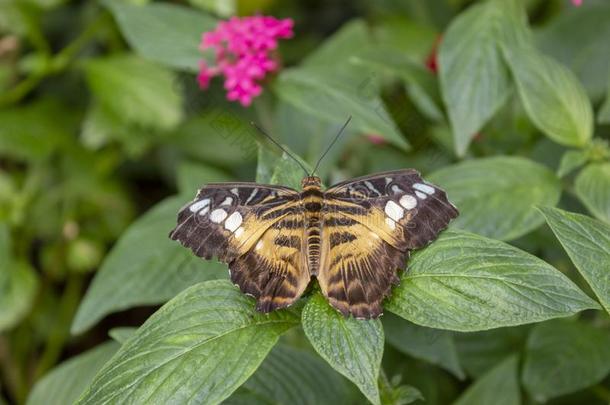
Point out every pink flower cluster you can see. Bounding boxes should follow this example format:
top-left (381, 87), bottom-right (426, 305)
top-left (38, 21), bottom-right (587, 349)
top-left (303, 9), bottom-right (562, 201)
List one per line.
top-left (571, 0), bottom-right (582, 5)
top-left (198, 16), bottom-right (294, 106)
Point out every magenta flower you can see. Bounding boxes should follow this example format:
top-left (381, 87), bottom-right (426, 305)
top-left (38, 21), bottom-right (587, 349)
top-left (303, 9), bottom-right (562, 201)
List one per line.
top-left (198, 16), bottom-right (294, 106)
top-left (571, 0), bottom-right (582, 5)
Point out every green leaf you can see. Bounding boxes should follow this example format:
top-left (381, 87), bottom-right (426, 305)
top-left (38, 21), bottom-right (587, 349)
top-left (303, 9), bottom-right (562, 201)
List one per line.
top-left (0, 225), bottom-right (39, 332)
top-left (574, 162), bottom-right (610, 223)
top-left (26, 342), bottom-right (120, 405)
top-left (77, 280), bottom-right (299, 405)
top-left (270, 152), bottom-right (312, 190)
top-left (302, 293), bottom-right (383, 405)
top-left (108, 327), bottom-right (137, 344)
top-left (540, 207), bottom-right (610, 315)
top-left (303, 20), bottom-right (371, 67)
top-left (188, 0), bottom-right (235, 16)
top-left (385, 230), bottom-right (599, 332)
top-left (439, 0), bottom-right (527, 156)
top-left (557, 149), bottom-right (589, 177)
top-left (352, 47), bottom-right (444, 122)
top-left (428, 156), bottom-right (561, 241)
top-left (0, 100), bottom-right (69, 162)
top-left (103, 0), bottom-right (217, 71)
top-left (379, 370), bottom-right (424, 405)
top-left (453, 355), bottom-right (520, 405)
top-left (535, 3), bottom-right (610, 101)
top-left (454, 327), bottom-right (529, 378)
top-left (171, 112), bottom-right (258, 168)
top-left (522, 319), bottom-right (610, 402)
top-left (503, 46), bottom-right (593, 147)
top-left (84, 54), bottom-right (183, 131)
top-left (236, 344), bottom-right (350, 405)
top-left (176, 160), bottom-right (232, 196)
top-left (383, 313), bottom-right (464, 379)
top-left (71, 196), bottom-right (227, 334)
top-left (274, 67), bottom-right (409, 151)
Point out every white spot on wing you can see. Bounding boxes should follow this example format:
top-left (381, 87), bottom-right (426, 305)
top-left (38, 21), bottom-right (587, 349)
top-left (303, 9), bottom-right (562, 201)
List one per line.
top-left (365, 181), bottom-right (380, 195)
top-left (415, 191), bottom-right (427, 199)
top-left (399, 195), bottom-right (417, 210)
top-left (256, 240), bottom-right (264, 250)
top-left (189, 198), bottom-right (210, 213)
top-left (385, 217), bottom-right (396, 230)
top-left (391, 185), bottom-right (402, 194)
top-left (234, 227), bottom-right (244, 238)
top-left (385, 200), bottom-right (404, 222)
top-left (246, 188), bottom-right (258, 204)
top-left (210, 209), bottom-right (227, 223)
top-left (230, 188), bottom-right (239, 195)
top-left (199, 206), bottom-right (210, 216)
top-left (221, 197), bottom-right (233, 206)
top-left (224, 211), bottom-right (243, 232)
top-left (413, 183), bottom-right (435, 195)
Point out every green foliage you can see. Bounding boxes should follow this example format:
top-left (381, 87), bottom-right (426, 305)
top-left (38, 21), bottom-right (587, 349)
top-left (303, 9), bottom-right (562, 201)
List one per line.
top-left (302, 293), bottom-right (384, 405)
top-left (428, 156), bottom-right (561, 240)
top-left (453, 355), bottom-right (520, 405)
top-left (522, 320), bottom-right (610, 402)
top-left (71, 195), bottom-right (227, 334)
top-left (2, 0), bottom-right (610, 404)
top-left (77, 281), bottom-right (299, 404)
top-left (385, 230), bottom-right (597, 331)
top-left (541, 207), bottom-right (610, 314)
top-left (26, 342), bottom-right (120, 405)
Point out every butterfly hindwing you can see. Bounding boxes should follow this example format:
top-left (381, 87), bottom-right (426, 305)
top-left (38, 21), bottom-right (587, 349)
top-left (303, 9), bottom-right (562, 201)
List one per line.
top-left (170, 183), bottom-right (309, 310)
top-left (319, 169), bottom-right (458, 318)
top-left (229, 217), bottom-right (309, 312)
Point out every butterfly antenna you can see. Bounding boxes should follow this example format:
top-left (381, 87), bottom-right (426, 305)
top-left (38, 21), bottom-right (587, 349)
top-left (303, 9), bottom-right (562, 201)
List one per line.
top-left (250, 122), bottom-right (310, 177)
top-left (311, 115), bottom-right (352, 176)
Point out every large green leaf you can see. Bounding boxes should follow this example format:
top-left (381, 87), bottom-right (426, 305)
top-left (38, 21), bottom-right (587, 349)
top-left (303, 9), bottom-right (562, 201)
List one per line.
top-left (103, 0), bottom-right (216, 71)
top-left (234, 344), bottom-right (350, 405)
top-left (84, 55), bottom-right (183, 131)
top-left (71, 196), bottom-right (227, 334)
top-left (503, 46), bottom-right (593, 147)
top-left (540, 207), bottom-right (610, 315)
top-left (574, 162), bottom-right (610, 223)
top-left (385, 230), bottom-right (599, 332)
top-left (438, 0), bottom-right (527, 156)
top-left (452, 355), bottom-right (520, 405)
top-left (383, 313), bottom-right (464, 379)
top-left (522, 319), bottom-right (610, 402)
top-left (27, 342), bottom-right (120, 405)
top-left (428, 156), bottom-right (561, 241)
top-left (535, 3), bottom-right (610, 101)
top-left (274, 67), bottom-right (408, 151)
top-left (77, 280), bottom-right (299, 404)
top-left (302, 293), bottom-right (384, 405)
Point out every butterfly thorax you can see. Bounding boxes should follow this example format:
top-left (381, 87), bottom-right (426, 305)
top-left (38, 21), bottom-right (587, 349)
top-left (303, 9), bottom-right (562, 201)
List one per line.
top-left (301, 176), bottom-right (323, 275)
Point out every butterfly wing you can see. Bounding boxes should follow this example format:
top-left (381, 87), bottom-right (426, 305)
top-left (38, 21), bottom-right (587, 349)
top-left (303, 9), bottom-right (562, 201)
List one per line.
top-left (318, 169), bottom-right (458, 318)
top-left (170, 183), bottom-right (309, 311)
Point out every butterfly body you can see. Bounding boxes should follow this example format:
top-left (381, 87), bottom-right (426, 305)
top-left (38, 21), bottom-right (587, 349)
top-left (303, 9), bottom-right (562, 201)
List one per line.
top-left (170, 169), bottom-right (458, 319)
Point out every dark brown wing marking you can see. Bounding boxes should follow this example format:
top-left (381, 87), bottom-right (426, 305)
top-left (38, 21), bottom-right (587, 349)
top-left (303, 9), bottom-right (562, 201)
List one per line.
top-left (319, 169), bottom-right (458, 318)
top-left (169, 183), bottom-right (308, 310)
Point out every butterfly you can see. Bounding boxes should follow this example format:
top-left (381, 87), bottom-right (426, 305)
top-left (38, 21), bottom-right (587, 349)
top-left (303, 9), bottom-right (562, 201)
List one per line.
top-left (169, 169), bottom-right (458, 319)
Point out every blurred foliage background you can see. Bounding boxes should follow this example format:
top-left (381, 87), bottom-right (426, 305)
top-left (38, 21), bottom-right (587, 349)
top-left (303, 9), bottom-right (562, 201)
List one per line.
top-left (1, 0), bottom-right (610, 404)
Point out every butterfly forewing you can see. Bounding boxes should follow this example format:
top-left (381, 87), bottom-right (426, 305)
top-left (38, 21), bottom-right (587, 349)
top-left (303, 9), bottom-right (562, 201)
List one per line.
top-left (319, 169), bottom-right (458, 318)
top-left (169, 183), bottom-right (309, 311)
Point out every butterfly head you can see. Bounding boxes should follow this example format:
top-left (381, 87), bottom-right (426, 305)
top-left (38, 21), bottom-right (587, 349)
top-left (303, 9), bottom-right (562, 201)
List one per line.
top-left (301, 176), bottom-right (321, 189)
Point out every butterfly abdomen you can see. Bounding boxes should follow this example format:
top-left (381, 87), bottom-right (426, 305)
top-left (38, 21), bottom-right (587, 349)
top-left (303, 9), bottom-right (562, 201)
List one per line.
top-left (301, 177), bottom-right (323, 275)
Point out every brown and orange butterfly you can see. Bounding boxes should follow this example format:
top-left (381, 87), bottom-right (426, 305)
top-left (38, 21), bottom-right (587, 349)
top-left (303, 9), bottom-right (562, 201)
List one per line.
top-left (169, 169), bottom-right (458, 319)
